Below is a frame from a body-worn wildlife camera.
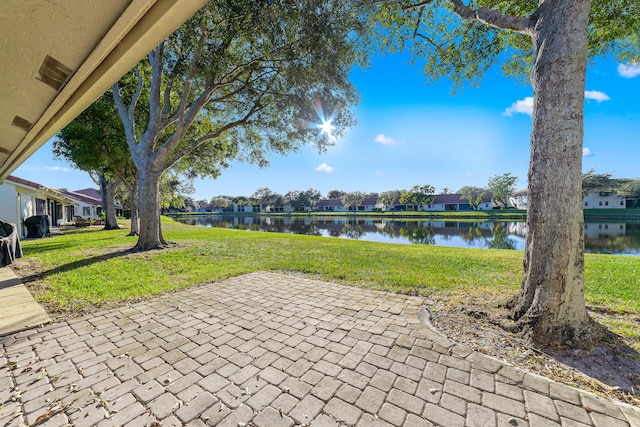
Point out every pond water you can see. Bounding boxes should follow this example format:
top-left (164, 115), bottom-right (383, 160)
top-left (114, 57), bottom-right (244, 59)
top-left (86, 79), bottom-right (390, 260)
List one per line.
top-left (171, 214), bottom-right (640, 255)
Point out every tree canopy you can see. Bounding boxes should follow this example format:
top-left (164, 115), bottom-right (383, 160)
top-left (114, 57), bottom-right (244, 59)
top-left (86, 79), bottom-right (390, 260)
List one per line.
top-left (341, 191), bottom-right (366, 210)
top-left (488, 173), bottom-right (518, 208)
top-left (111, 0), bottom-right (362, 250)
top-left (400, 184), bottom-right (435, 207)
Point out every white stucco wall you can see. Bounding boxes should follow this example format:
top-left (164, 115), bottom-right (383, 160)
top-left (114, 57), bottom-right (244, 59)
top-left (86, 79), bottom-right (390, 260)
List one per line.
top-left (0, 183), bottom-right (19, 225)
top-left (582, 191), bottom-right (625, 209)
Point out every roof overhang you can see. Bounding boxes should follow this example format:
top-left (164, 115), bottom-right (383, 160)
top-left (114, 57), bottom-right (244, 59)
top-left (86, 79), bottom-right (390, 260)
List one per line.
top-left (0, 0), bottom-right (206, 181)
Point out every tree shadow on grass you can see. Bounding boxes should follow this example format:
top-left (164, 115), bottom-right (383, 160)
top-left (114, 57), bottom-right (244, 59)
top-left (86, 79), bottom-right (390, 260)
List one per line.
top-left (18, 248), bottom-right (135, 283)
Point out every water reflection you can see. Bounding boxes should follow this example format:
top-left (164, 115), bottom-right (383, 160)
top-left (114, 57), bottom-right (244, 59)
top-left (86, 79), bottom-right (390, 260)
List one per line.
top-left (171, 215), bottom-right (640, 255)
top-left (173, 215), bottom-right (525, 250)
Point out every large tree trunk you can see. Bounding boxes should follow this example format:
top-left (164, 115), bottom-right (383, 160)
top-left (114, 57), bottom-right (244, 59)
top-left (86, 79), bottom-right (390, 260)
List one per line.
top-left (104, 179), bottom-right (120, 230)
top-left (511, 0), bottom-right (599, 348)
top-left (98, 174), bottom-right (120, 230)
top-left (127, 179), bottom-right (140, 237)
top-left (135, 165), bottom-right (167, 251)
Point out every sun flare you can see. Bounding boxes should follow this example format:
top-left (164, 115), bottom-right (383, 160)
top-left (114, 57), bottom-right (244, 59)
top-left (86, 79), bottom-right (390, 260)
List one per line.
top-left (317, 117), bottom-right (335, 137)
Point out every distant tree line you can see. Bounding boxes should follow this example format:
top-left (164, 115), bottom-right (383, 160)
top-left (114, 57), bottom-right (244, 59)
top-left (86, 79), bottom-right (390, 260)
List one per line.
top-left (171, 172), bottom-right (522, 212)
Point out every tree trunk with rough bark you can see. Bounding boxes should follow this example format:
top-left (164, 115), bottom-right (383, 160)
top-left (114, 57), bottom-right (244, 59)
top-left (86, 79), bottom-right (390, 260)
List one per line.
top-left (510, 0), bottom-right (600, 348)
top-left (127, 180), bottom-right (139, 237)
top-left (134, 161), bottom-right (166, 251)
top-left (99, 174), bottom-right (120, 230)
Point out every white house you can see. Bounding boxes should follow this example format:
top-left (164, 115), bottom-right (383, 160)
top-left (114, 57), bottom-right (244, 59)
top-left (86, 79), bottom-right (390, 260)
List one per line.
top-left (507, 189), bottom-right (528, 209)
top-left (56, 188), bottom-right (102, 220)
top-left (233, 204), bottom-right (261, 213)
top-left (582, 190), bottom-right (626, 209)
top-left (422, 193), bottom-right (493, 211)
top-left (316, 199), bottom-right (348, 212)
top-left (0, 176), bottom-right (76, 237)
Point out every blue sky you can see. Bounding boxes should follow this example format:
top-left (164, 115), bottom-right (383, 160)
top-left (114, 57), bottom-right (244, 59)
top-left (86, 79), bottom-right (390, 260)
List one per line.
top-left (14, 53), bottom-right (640, 201)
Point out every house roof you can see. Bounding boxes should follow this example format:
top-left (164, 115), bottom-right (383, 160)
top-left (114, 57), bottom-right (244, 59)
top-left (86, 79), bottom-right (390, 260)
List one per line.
top-left (74, 188), bottom-right (101, 200)
top-left (6, 175), bottom-right (76, 205)
top-left (510, 189), bottom-right (528, 196)
top-left (0, 0), bottom-right (207, 181)
top-left (362, 196), bottom-right (379, 206)
top-left (317, 199), bottom-right (345, 208)
top-left (56, 189), bottom-right (101, 206)
top-left (6, 175), bottom-right (41, 190)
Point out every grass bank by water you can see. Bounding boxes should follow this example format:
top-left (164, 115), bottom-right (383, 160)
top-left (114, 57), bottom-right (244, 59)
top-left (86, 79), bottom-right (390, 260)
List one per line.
top-left (15, 217), bottom-right (639, 350)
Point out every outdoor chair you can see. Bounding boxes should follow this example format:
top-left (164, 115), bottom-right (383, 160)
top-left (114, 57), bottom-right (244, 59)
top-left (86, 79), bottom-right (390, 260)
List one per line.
top-left (73, 216), bottom-right (90, 227)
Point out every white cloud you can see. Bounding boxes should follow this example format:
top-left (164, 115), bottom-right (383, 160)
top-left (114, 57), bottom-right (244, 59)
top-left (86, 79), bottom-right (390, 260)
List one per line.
top-left (315, 163), bottom-right (335, 173)
top-left (466, 171), bottom-right (474, 177)
top-left (374, 134), bottom-right (397, 145)
top-left (583, 147), bottom-right (592, 157)
top-left (618, 63), bottom-right (640, 78)
top-left (505, 91), bottom-right (609, 117)
top-left (584, 90), bottom-right (610, 102)
top-left (43, 166), bottom-right (70, 172)
top-left (375, 170), bottom-right (384, 176)
top-left (503, 97), bottom-right (533, 116)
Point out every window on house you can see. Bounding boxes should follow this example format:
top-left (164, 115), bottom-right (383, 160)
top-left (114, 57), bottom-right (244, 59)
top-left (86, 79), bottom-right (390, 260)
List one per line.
top-left (83, 207), bottom-right (90, 216)
top-left (584, 201), bottom-right (588, 206)
top-left (605, 201), bottom-right (609, 206)
top-left (599, 201), bottom-right (602, 206)
top-left (621, 201), bottom-right (624, 206)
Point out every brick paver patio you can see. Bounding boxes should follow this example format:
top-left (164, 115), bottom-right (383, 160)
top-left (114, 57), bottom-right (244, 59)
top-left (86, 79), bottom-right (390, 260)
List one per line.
top-left (1, 272), bottom-right (638, 426)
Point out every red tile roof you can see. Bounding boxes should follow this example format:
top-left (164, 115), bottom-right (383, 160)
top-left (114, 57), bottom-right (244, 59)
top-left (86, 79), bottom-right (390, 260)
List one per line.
top-left (6, 175), bottom-right (42, 189)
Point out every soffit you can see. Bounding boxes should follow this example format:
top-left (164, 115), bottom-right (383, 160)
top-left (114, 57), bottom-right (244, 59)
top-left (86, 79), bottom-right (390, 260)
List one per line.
top-left (0, 0), bottom-right (206, 180)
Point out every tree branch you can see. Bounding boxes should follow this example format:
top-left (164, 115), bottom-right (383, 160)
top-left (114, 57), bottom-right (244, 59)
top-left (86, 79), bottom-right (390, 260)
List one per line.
top-left (166, 95), bottom-right (267, 169)
top-left (172, 18), bottom-right (210, 145)
top-left (111, 83), bottom-right (140, 157)
top-left (128, 67), bottom-right (144, 121)
top-left (402, 0), bottom-right (435, 11)
top-left (147, 43), bottom-right (165, 139)
top-left (449, 0), bottom-right (533, 34)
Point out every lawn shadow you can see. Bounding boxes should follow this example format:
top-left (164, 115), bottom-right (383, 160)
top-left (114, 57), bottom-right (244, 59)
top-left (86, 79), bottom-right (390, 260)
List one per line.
top-left (19, 248), bottom-right (135, 283)
top-left (21, 241), bottom-right (81, 256)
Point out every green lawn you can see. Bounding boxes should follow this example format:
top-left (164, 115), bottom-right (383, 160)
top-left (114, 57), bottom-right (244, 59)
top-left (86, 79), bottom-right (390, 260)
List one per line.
top-left (16, 217), bottom-right (640, 348)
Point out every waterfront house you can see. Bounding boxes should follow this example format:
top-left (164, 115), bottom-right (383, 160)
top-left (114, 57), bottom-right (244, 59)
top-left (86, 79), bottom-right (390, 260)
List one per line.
top-left (582, 189), bottom-right (627, 209)
top-left (507, 189), bottom-right (528, 209)
top-left (422, 193), bottom-right (493, 211)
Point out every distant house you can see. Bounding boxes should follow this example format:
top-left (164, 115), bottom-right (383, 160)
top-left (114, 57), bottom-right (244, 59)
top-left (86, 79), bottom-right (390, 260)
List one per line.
top-left (265, 204), bottom-right (294, 213)
top-left (582, 189), bottom-right (627, 209)
top-left (0, 175), bottom-right (76, 236)
top-left (73, 188), bottom-right (124, 216)
top-left (508, 189), bottom-right (528, 209)
top-left (422, 193), bottom-right (493, 211)
top-left (317, 197), bottom-right (379, 212)
top-left (233, 204), bottom-right (261, 213)
top-left (197, 204), bottom-right (223, 213)
top-left (316, 199), bottom-right (348, 212)
top-left (56, 189), bottom-right (102, 220)
top-left (359, 196), bottom-right (379, 212)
